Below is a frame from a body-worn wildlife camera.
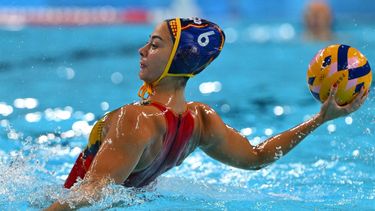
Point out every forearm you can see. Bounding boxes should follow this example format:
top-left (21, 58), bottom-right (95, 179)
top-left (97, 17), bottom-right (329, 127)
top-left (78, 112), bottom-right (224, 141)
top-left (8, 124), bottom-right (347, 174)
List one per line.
top-left (254, 83), bottom-right (367, 165)
top-left (45, 201), bottom-right (76, 211)
top-left (45, 181), bottom-right (102, 211)
top-left (255, 113), bottom-right (324, 166)
top-left (45, 194), bottom-right (93, 211)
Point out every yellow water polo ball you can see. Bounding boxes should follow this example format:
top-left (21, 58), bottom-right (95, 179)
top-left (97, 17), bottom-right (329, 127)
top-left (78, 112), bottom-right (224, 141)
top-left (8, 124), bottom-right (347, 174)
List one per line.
top-left (307, 44), bottom-right (372, 105)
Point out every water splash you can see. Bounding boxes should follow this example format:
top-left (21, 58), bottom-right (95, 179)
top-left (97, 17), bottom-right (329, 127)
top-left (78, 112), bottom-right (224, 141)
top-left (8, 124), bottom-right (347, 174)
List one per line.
top-left (0, 149), bottom-right (52, 209)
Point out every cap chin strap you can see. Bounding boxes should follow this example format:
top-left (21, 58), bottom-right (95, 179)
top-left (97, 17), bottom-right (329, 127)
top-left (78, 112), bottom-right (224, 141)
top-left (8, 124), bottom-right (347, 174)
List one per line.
top-left (137, 83), bottom-right (154, 100)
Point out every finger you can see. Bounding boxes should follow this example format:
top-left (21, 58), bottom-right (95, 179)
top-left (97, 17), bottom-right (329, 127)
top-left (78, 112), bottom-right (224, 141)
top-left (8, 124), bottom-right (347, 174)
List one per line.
top-left (344, 87), bottom-right (367, 112)
top-left (329, 83), bottom-right (339, 97)
top-left (326, 84), bottom-right (339, 105)
top-left (361, 88), bottom-right (370, 100)
top-left (357, 87), bottom-right (368, 103)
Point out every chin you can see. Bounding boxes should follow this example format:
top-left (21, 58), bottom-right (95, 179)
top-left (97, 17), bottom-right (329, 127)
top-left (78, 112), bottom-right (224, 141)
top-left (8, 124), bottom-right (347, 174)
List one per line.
top-left (139, 72), bottom-right (153, 84)
top-left (139, 69), bottom-right (147, 80)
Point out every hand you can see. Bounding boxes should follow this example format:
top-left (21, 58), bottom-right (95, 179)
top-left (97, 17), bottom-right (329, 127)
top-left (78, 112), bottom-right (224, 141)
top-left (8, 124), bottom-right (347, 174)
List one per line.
top-left (318, 84), bottom-right (369, 123)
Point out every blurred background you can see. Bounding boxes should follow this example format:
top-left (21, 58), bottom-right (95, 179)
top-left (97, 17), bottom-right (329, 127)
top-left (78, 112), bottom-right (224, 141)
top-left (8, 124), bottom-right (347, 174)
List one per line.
top-left (1, 0), bottom-right (375, 210)
top-left (1, 0), bottom-right (375, 25)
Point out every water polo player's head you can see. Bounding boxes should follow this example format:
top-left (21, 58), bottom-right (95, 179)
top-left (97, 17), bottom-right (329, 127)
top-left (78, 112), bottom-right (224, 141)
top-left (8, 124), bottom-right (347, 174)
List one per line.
top-left (138, 17), bottom-right (226, 99)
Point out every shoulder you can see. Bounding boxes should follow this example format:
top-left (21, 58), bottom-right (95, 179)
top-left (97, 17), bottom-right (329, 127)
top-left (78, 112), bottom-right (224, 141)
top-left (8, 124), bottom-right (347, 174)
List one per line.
top-left (187, 102), bottom-right (221, 124)
top-left (187, 101), bottom-right (215, 114)
top-left (105, 102), bottom-right (160, 121)
top-left (104, 103), bottom-right (145, 124)
top-left (102, 103), bottom-right (165, 145)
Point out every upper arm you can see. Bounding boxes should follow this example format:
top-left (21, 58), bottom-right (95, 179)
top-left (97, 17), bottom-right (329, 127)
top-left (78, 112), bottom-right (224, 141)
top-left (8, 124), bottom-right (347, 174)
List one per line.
top-left (49, 107), bottom-right (154, 209)
top-left (84, 108), bottom-right (153, 184)
top-left (198, 105), bottom-right (261, 170)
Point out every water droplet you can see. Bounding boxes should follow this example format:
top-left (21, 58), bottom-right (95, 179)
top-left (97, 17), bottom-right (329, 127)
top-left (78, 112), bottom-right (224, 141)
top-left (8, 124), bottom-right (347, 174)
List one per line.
top-left (345, 116), bottom-right (353, 125)
top-left (327, 124), bottom-right (336, 133)
top-left (352, 149), bottom-right (360, 157)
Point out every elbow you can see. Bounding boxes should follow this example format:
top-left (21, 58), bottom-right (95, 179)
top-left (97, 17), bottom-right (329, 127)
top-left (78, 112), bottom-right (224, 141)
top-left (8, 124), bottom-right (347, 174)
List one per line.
top-left (249, 165), bottom-right (263, 171)
top-left (245, 148), bottom-right (273, 170)
top-left (246, 162), bottom-right (271, 171)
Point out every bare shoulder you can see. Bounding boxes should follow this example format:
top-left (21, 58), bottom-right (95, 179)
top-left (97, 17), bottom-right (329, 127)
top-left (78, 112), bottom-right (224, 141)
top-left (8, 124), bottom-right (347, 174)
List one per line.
top-left (104, 103), bottom-right (146, 124)
top-left (102, 103), bottom-right (165, 145)
top-left (187, 101), bottom-right (221, 123)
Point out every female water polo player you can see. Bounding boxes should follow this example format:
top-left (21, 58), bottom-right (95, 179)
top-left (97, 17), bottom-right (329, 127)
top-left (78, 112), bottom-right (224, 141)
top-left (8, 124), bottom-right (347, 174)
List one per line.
top-left (47, 17), bottom-right (368, 210)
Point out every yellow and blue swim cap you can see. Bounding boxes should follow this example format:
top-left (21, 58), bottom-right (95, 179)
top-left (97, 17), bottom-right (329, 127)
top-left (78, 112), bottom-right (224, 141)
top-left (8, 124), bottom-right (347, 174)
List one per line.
top-left (138, 17), bottom-right (225, 99)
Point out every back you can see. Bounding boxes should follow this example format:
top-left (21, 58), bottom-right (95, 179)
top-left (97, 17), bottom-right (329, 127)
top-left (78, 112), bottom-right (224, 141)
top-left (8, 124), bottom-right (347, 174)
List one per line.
top-left (64, 101), bottom-right (206, 188)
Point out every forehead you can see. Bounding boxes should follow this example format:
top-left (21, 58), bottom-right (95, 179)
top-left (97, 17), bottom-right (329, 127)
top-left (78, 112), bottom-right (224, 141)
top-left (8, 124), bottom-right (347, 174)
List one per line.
top-left (151, 22), bottom-right (172, 42)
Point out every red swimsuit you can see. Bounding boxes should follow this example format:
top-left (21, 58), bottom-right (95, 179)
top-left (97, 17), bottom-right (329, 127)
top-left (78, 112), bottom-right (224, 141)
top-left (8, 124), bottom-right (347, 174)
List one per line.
top-left (64, 102), bottom-right (195, 188)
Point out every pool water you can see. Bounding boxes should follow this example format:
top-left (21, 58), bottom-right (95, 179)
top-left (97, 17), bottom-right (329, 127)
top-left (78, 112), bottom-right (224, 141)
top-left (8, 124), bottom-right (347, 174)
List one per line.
top-left (0, 22), bottom-right (374, 210)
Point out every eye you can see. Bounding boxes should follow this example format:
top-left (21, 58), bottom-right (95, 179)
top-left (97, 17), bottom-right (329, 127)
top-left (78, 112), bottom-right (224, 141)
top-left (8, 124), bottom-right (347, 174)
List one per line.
top-left (151, 43), bottom-right (158, 49)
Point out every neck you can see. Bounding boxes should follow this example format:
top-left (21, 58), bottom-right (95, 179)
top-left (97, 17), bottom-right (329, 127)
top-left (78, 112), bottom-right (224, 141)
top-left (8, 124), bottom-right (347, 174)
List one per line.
top-left (148, 77), bottom-right (187, 111)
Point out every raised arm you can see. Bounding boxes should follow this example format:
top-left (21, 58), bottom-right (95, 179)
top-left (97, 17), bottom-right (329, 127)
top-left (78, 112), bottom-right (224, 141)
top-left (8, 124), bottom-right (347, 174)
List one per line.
top-left (46, 107), bottom-right (154, 210)
top-left (199, 86), bottom-right (368, 170)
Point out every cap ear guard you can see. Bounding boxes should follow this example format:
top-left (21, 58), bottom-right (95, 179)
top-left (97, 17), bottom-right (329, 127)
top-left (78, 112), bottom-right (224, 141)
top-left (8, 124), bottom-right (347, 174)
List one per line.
top-left (151, 18), bottom-right (182, 86)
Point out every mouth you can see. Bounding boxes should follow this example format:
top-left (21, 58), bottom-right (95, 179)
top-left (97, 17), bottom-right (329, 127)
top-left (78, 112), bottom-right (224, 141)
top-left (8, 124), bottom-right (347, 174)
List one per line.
top-left (140, 61), bottom-right (147, 70)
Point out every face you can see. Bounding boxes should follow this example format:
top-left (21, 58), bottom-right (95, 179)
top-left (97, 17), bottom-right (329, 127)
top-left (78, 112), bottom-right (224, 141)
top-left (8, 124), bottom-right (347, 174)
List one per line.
top-left (138, 22), bottom-right (173, 83)
top-left (305, 4), bottom-right (331, 31)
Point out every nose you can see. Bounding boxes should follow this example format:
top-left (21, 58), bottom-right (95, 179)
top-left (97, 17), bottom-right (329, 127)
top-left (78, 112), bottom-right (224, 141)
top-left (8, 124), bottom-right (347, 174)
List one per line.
top-left (139, 44), bottom-right (148, 57)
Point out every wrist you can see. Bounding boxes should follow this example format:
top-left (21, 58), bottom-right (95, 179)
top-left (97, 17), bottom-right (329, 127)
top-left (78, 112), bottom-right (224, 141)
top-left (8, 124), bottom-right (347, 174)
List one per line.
top-left (313, 113), bottom-right (325, 126)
